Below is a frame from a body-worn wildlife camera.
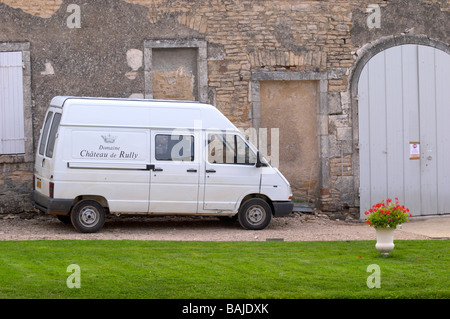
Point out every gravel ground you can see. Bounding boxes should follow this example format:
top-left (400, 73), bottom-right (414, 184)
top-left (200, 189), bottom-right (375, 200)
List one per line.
top-left (0, 211), bottom-right (431, 241)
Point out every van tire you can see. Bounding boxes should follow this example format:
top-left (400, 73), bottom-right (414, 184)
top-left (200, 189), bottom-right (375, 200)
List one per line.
top-left (238, 198), bottom-right (272, 230)
top-left (70, 200), bottom-right (105, 233)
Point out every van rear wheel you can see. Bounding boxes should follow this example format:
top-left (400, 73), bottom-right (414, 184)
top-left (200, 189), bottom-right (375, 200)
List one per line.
top-left (238, 198), bottom-right (272, 230)
top-left (70, 200), bottom-right (105, 233)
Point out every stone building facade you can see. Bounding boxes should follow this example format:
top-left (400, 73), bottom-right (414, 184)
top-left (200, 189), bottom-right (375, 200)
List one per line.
top-left (0, 0), bottom-right (448, 218)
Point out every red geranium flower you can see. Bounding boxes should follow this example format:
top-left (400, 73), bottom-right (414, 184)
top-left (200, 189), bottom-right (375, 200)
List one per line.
top-left (365, 198), bottom-right (410, 229)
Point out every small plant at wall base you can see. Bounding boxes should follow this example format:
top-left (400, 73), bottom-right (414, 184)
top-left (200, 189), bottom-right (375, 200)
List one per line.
top-left (365, 198), bottom-right (411, 229)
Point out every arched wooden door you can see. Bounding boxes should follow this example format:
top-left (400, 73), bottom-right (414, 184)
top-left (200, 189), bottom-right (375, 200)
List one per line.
top-left (358, 44), bottom-right (450, 218)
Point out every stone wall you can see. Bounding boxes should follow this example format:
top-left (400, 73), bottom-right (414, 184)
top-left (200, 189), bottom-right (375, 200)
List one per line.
top-left (0, 0), bottom-right (448, 217)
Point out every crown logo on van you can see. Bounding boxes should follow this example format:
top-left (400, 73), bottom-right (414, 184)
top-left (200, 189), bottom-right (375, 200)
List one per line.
top-left (101, 134), bottom-right (117, 143)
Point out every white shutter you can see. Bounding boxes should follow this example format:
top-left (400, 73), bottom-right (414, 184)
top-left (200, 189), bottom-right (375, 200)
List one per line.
top-left (0, 51), bottom-right (25, 154)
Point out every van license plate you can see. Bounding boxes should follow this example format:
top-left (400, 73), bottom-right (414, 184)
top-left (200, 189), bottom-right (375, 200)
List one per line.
top-left (37, 178), bottom-right (41, 189)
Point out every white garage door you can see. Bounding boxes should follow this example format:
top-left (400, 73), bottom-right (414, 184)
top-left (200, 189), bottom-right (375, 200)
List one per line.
top-left (358, 44), bottom-right (450, 218)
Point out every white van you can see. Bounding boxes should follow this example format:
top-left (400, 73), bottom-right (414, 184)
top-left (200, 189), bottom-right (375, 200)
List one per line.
top-left (33, 97), bottom-right (293, 233)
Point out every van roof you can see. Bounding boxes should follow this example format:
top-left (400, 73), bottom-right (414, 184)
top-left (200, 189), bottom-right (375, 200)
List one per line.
top-left (50, 96), bottom-right (238, 131)
top-left (50, 96), bottom-right (201, 108)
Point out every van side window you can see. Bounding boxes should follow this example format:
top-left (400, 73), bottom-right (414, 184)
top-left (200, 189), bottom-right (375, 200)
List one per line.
top-left (45, 113), bottom-right (61, 158)
top-left (155, 134), bottom-right (194, 161)
top-left (38, 112), bottom-right (53, 155)
top-left (208, 133), bottom-right (256, 165)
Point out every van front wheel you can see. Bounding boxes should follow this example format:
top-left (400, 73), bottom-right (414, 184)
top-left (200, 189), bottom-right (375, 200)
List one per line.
top-left (70, 200), bottom-right (105, 233)
top-left (238, 198), bottom-right (272, 230)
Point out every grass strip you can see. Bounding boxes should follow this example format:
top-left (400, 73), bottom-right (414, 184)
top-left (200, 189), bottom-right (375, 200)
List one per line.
top-left (0, 240), bottom-right (448, 299)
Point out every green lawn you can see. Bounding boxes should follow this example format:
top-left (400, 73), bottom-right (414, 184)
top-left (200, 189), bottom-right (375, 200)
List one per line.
top-left (0, 240), bottom-right (448, 299)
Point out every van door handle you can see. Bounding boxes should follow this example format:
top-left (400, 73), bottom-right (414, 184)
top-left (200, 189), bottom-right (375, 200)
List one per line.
top-left (41, 158), bottom-right (45, 167)
top-left (153, 168), bottom-right (163, 172)
top-left (206, 169), bottom-right (216, 173)
top-left (187, 169), bottom-right (197, 173)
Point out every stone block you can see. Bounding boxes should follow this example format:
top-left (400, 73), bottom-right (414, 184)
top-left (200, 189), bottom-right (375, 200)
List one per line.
top-left (328, 92), bottom-right (342, 115)
top-left (336, 127), bottom-right (352, 141)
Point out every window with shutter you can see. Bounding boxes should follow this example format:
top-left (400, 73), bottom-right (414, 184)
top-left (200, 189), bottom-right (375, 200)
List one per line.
top-left (0, 51), bottom-right (25, 154)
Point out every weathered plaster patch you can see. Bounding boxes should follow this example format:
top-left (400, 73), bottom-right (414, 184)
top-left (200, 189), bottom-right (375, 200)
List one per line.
top-left (351, 1), bottom-right (449, 47)
top-left (40, 61), bottom-right (55, 75)
top-left (125, 48), bottom-right (143, 80)
top-left (128, 93), bottom-right (144, 99)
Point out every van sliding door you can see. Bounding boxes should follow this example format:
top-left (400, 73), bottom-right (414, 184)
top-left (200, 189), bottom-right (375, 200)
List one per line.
top-left (149, 130), bottom-right (200, 214)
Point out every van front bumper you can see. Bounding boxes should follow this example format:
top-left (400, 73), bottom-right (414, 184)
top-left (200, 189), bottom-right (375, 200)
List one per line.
top-left (33, 191), bottom-right (73, 215)
top-left (272, 201), bottom-right (294, 217)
